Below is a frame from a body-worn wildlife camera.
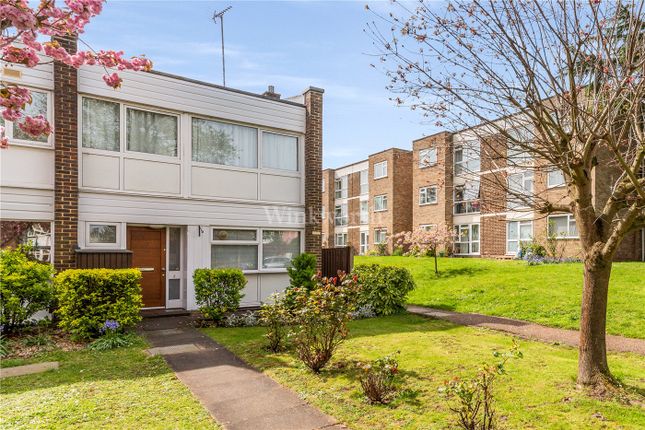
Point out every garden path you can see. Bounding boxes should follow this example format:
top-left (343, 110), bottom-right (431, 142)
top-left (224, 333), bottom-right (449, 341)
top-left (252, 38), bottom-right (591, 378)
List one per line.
top-left (140, 316), bottom-right (345, 430)
top-left (407, 305), bottom-right (645, 355)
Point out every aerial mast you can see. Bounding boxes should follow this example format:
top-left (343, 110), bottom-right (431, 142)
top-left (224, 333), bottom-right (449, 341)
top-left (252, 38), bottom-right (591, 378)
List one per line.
top-left (212, 6), bottom-right (232, 86)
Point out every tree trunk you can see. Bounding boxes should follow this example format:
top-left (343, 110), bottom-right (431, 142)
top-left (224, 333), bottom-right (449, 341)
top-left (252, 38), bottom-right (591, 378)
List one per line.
top-left (577, 259), bottom-right (613, 386)
top-left (434, 252), bottom-right (438, 275)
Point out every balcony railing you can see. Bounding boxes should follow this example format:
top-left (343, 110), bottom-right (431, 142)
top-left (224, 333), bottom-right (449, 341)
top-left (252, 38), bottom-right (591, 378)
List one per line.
top-left (454, 200), bottom-right (481, 214)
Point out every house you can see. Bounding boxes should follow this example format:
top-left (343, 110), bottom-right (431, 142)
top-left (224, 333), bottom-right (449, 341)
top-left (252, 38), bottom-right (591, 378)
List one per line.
top-left (0, 36), bottom-right (323, 310)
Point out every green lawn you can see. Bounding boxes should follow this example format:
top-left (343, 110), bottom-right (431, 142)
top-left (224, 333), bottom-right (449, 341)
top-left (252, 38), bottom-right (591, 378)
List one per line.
top-left (1, 336), bottom-right (218, 429)
top-left (205, 315), bottom-right (645, 430)
top-left (356, 256), bottom-right (645, 339)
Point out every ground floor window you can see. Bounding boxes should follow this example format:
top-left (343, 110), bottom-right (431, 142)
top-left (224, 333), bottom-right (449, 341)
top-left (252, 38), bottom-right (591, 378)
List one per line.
top-left (454, 223), bottom-right (479, 255)
top-left (335, 233), bottom-right (347, 246)
top-left (507, 220), bottom-right (533, 255)
top-left (360, 231), bottom-right (369, 255)
top-left (0, 221), bottom-right (52, 262)
top-left (374, 229), bottom-right (388, 244)
top-left (547, 214), bottom-right (577, 238)
top-left (210, 228), bottom-right (301, 271)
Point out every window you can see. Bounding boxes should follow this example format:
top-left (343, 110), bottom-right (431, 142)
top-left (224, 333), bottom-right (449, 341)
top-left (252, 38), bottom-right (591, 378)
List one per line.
top-left (548, 214), bottom-right (578, 238)
top-left (507, 220), bottom-right (533, 254)
top-left (88, 223), bottom-right (118, 245)
top-left (335, 204), bottom-right (348, 226)
top-left (262, 230), bottom-right (300, 268)
top-left (360, 231), bottom-right (369, 255)
top-left (420, 224), bottom-right (436, 231)
top-left (335, 176), bottom-right (348, 199)
top-left (374, 194), bottom-right (388, 212)
top-left (507, 171), bottom-right (534, 209)
top-left (454, 141), bottom-right (480, 175)
top-left (454, 224), bottom-right (480, 255)
top-left (507, 127), bottom-right (533, 165)
top-left (1, 90), bottom-right (50, 144)
top-left (262, 132), bottom-right (298, 171)
top-left (322, 178), bottom-right (325, 193)
top-left (192, 118), bottom-right (257, 168)
top-left (211, 228), bottom-right (258, 270)
top-left (454, 181), bottom-right (480, 214)
top-left (374, 229), bottom-right (388, 244)
top-left (168, 227), bottom-right (181, 272)
top-left (547, 169), bottom-right (566, 188)
top-left (360, 200), bottom-right (369, 224)
top-left (335, 233), bottom-right (347, 246)
top-left (360, 170), bottom-right (369, 195)
top-left (0, 221), bottom-right (52, 262)
top-left (374, 161), bottom-right (387, 179)
top-left (419, 148), bottom-right (437, 168)
top-left (127, 108), bottom-right (178, 157)
top-left (420, 185), bottom-right (438, 205)
top-left (82, 97), bottom-right (120, 151)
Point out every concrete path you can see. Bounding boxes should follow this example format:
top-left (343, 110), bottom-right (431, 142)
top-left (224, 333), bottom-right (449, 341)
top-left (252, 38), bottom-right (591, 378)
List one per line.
top-left (140, 316), bottom-right (343, 430)
top-left (407, 305), bottom-right (645, 355)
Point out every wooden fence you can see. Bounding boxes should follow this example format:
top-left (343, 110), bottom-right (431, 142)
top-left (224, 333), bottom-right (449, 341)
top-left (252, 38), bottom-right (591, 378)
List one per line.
top-left (321, 246), bottom-right (353, 278)
top-left (76, 250), bottom-right (133, 269)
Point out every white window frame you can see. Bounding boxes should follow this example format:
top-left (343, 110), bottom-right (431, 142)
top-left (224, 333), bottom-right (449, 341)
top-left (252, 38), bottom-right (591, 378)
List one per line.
top-left (261, 130), bottom-right (299, 172)
top-left (322, 178), bottom-right (325, 193)
top-left (125, 105), bottom-right (180, 159)
top-left (547, 168), bottom-right (566, 188)
top-left (210, 227), bottom-right (303, 274)
top-left (547, 214), bottom-right (578, 239)
top-left (420, 224), bottom-right (437, 231)
top-left (454, 140), bottom-right (480, 175)
top-left (360, 231), bottom-right (369, 254)
top-left (419, 185), bottom-right (438, 205)
top-left (2, 88), bottom-right (53, 148)
top-left (453, 181), bottom-right (481, 214)
top-left (360, 200), bottom-right (369, 224)
top-left (335, 232), bottom-right (348, 247)
top-left (506, 220), bottom-right (533, 255)
top-left (374, 229), bottom-right (388, 244)
top-left (419, 148), bottom-right (437, 168)
top-left (335, 175), bottom-right (348, 199)
top-left (360, 170), bottom-right (369, 195)
top-left (454, 223), bottom-right (480, 255)
top-left (85, 222), bottom-right (120, 248)
top-left (507, 171), bottom-right (534, 209)
top-left (374, 161), bottom-right (388, 179)
top-left (374, 194), bottom-right (388, 212)
top-left (335, 204), bottom-right (348, 226)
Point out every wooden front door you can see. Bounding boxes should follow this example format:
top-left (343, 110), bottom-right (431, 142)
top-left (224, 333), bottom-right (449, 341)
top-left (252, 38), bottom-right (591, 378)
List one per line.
top-left (127, 227), bottom-right (166, 308)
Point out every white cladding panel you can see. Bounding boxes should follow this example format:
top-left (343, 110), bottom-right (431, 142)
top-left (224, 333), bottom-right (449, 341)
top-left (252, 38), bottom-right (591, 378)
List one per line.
top-left (258, 273), bottom-right (290, 302)
top-left (82, 153), bottom-right (120, 189)
top-left (123, 158), bottom-right (181, 194)
top-left (260, 174), bottom-right (301, 204)
top-left (0, 146), bottom-right (54, 189)
top-left (78, 67), bottom-right (306, 133)
top-left (0, 187), bottom-right (53, 221)
top-left (191, 166), bottom-right (257, 200)
top-left (1, 61), bottom-right (54, 90)
top-left (79, 192), bottom-right (305, 228)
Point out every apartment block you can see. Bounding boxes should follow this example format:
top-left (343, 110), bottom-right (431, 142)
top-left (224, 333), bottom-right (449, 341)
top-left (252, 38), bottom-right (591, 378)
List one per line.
top-left (322, 148), bottom-right (413, 255)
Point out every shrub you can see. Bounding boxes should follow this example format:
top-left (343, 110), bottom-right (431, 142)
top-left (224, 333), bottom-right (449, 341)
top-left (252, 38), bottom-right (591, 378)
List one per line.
top-left (359, 352), bottom-right (400, 404)
top-left (0, 246), bottom-right (55, 332)
top-left (0, 333), bottom-right (9, 358)
top-left (374, 242), bottom-right (389, 256)
top-left (55, 269), bottom-right (143, 340)
top-left (194, 268), bottom-right (246, 323)
top-left (352, 264), bottom-right (415, 316)
top-left (258, 294), bottom-right (292, 352)
top-left (223, 311), bottom-right (259, 328)
top-left (291, 272), bottom-right (361, 372)
top-left (440, 341), bottom-right (523, 430)
top-left (88, 320), bottom-right (136, 351)
top-left (517, 240), bottom-right (547, 260)
top-left (287, 253), bottom-right (317, 291)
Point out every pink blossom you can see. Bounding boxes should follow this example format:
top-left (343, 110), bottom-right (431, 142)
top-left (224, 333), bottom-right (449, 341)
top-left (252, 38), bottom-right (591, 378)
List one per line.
top-left (0, 126), bottom-right (8, 149)
top-left (17, 115), bottom-right (52, 138)
top-left (1, 45), bottom-right (40, 67)
top-left (102, 72), bottom-right (123, 89)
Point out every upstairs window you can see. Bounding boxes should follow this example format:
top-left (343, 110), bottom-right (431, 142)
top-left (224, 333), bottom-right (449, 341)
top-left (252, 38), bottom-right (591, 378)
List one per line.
top-left (420, 185), bottom-right (438, 205)
top-left (547, 169), bottom-right (566, 188)
top-left (192, 118), bottom-right (257, 168)
top-left (360, 170), bottom-right (369, 195)
top-left (507, 171), bottom-right (534, 209)
top-left (454, 141), bottom-right (480, 175)
top-left (82, 97), bottom-right (120, 151)
top-left (507, 127), bottom-right (533, 165)
top-left (454, 181), bottom-right (480, 214)
top-left (374, 161), bottom-right (387, 179)
top-left (262, 132), bottom-right (298, 171)
top-left (360, 200), bottom-right (369, 224)
top-left (2, 90), bottom-right (50, 144)
top-left (374, 194), bottom-right (388, 212)
top-left (335, 176), bottom-right (348, 199)
top-left (419, 148), bottom-right (437, 168)
top-left (335, 204), bottom-right (348, 226)
top-left (127, 108), bottom-right (178, 157)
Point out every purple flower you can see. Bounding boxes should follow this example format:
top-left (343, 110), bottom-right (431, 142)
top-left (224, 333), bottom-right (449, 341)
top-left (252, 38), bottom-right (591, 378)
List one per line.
top-left (101, 320), bottom-right (120, 333)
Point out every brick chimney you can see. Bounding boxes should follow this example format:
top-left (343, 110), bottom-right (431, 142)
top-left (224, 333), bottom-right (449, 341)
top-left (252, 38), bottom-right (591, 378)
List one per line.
top-left (303, 87), bottom-right (324, 268)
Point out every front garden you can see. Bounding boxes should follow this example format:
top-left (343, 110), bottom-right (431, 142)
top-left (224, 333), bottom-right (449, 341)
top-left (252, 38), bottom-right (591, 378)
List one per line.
top-left (357, 256), bottom-right (645, 339)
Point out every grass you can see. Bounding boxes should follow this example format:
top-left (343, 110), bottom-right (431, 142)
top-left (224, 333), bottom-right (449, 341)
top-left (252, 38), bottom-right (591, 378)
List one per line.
top-left (205, 314), bottom-right (645, 430)
top-left (1, 335), bottom-right (218, 429)
top-left (356, 256), bottom-right (645, 339)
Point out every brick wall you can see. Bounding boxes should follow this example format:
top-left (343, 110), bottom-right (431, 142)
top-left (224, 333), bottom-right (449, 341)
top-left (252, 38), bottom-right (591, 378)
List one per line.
top-left (481, 215), bottom-right (506, 256)
top-left (304, 88), bottom-right (324, 267)
top-left (321, 169), bottom-right (335, 247)
top-left (53, 35), bottom-right (79, 271)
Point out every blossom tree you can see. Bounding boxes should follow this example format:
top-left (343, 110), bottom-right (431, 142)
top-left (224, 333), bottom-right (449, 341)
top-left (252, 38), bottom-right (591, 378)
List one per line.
top-left (367, 0), bottom-right (644, 389)
top-left (1, 0), bottom-right (152, 147)
top-left (392, 224), bottom-right (453, 275)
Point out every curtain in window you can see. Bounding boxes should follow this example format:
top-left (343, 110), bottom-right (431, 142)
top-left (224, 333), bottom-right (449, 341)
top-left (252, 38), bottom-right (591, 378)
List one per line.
top-left (82, 98), bottom-right (120, 151)
top-left (262, 132), bottom-right (298, 171)
top-left (262, 230), bottom-right (300, 268)
top-left (14, 91), bottom-right (48, 142)
top-left (211, 245), bottom-right (258, 270)
top-left (192, 118), bottom-right (257, 168)
top-left (127, 108), bottom-right (177, 157)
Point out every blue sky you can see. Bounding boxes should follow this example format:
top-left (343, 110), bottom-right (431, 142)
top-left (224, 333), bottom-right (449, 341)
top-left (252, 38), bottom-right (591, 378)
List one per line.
top-left (82, 0), bottom-right (438, 168)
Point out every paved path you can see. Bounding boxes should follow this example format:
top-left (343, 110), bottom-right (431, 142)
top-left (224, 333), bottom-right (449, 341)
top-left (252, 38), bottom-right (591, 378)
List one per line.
top-left (140, 316), bottom-right (344, 430)
top-left (407, 305), bottom-right (645, 355)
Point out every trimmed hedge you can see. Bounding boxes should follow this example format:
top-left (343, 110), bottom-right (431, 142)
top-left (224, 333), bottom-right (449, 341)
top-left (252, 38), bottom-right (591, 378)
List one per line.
top-left (0, 247), bottom-right (55, 331)
top-left (353, 264), bottom-right (416, 316)
top-left (55, 269), bottom-right (143, 340)
top-left (194, 268), bottom-right (246, 322)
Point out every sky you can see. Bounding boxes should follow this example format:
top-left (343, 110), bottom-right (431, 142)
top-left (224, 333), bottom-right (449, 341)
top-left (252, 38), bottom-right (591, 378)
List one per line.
top-left (81, 0), bottom-right (439, 169)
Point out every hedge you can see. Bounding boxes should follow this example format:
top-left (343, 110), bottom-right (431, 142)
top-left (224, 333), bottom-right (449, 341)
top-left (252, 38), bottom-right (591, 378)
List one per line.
top-left (194, 268), bottom-right (246, 322)
top-left (352, 264), bottom-right (416, 315)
